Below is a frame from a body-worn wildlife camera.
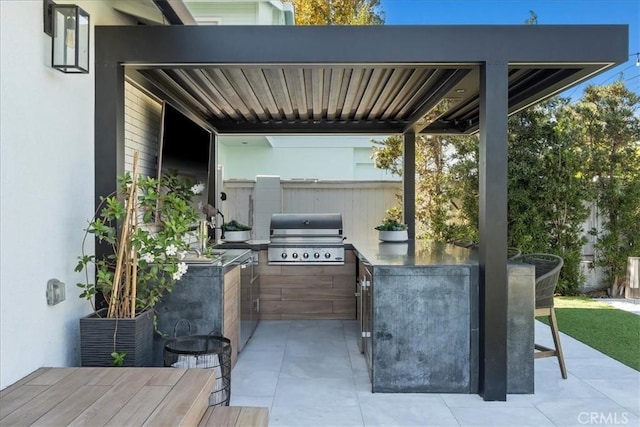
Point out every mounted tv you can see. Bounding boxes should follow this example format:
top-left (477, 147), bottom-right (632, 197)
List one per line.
top-left (157, 102), bottom-right (212, 211)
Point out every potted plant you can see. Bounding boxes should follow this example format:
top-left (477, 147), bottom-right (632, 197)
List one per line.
top-left (75, 153), bottom-right (201, 366)
top-left (375, 217), bottom-right (409, 242)
top-left (222, 220), bottom-right (252, 242)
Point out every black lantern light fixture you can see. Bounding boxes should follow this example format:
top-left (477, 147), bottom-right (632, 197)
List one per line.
top-left (43, 0), bottom-right (90, 73)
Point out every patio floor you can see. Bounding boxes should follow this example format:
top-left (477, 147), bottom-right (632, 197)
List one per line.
top-left (230, 319), bottom-right (640, 427)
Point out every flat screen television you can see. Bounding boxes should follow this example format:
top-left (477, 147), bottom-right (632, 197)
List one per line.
top-left (157, 102), bottom-right (211, 211)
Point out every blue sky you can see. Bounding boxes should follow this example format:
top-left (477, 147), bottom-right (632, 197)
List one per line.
top-left (378, 0), bottom-right (640, 99)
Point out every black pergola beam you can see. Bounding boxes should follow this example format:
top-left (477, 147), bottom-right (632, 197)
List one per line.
top-left (95, 25), bottom-right (626, 65)
top-left (402, 132), bottom-right (416, 239)
top-left (478, 60), bottom-right (509, 401)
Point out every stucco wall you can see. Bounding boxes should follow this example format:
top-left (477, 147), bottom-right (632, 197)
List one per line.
top-left (0, 0), bottom-right (134, 390)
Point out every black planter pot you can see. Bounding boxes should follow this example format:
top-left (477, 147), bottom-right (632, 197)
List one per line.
top-left (79, 308), bottom-right (154, 367)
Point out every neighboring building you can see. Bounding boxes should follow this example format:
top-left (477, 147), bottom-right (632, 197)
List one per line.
top-left (219, 135), bottom-right (399, 180)
top-left (185, 0), bottom-right (294, 25)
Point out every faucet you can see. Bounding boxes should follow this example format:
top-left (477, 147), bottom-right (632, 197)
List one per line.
top-left (198, 219), bottom-right (208, 254)
top-left (202, 204), bottom-right (225, 240)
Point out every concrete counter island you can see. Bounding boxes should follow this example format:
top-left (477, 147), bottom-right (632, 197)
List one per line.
top-left (154, 249), bottom-right (253, 368)
top-left (352, 239), bottom-right (535, 394)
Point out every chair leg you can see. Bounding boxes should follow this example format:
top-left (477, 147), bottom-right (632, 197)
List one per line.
top-left (549, 308), bottom-right (568, 379)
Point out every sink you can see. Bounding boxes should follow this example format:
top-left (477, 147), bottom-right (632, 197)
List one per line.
top-left (181, 253), bottom-right (222, 264)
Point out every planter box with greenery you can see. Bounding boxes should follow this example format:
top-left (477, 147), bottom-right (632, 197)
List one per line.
top-left (80, 308), bottom-right (154, 367)
top-left (76, 153), bottom-right (201, 366)
top-left (375, 218), bottom-right (408, 242)
top-left (222, 220), bottom-right (252, 242)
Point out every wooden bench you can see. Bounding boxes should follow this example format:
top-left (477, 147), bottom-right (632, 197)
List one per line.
top-left (198, 406), bottom-right (269, 427)
top-left (0, 367), bottom-right (216, 426)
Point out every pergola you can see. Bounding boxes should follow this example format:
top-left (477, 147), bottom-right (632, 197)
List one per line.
top-left (95, 24), bottom-right (627, 400)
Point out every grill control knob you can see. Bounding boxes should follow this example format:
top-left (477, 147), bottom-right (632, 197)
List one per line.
top-left (281, 253), bottom-right (288, 259)
top-left (303, 253), bottom-right (309, 259)
top-left (324, 253), bottom-right (331, 259)
top-left (292, 253), bottom-right (299, 259)
top-left (314, 252), bottom-right (320, 259)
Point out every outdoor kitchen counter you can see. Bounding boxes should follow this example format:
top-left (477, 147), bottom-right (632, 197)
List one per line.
top-left (153, 249), bottom-right (251, 366)
top-left (351, 239), bottom-right (474, 267)
top-left (351, 239), bottom-right (535, 394)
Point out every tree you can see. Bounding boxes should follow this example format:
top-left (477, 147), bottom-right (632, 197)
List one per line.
top-left (372, 134), bottom-right (476, 241)
top-left (572, 82), bottom-right (640, 296)
top-left (507, 98), bottom-right (592, 294)
top-left (524, 10), bottom-right (538, 24)
top-left (287, 0), bottom-right (384, 25)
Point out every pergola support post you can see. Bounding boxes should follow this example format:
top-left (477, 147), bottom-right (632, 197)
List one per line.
top-left (402, 132), bottom-right (416, 238)
top-left (478, 60), bottom-right (509, 401)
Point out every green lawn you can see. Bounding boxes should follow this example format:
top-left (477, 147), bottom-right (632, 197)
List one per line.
top-left (538, 296), bottom-right (640, 371)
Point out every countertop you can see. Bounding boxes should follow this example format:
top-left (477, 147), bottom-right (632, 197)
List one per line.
top-left (352, 239), bottom-right (478, 267)
top-left (213, 240), bottom-right (269, 251)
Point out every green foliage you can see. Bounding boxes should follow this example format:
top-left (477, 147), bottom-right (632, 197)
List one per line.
top-left (222, 220), bottom-right (252, 231)
top-left (111, 351), bottom-right (127, 367)
top-left (75, 172), bottom-right (201, 317)
top-left (375, 218), bottom-right (407, 231)
top-left (524, 10), bottom-right (538, 24)
top-left (572, 82), bottom-right (640, 294)
top-left (372, 134), bottom-right (478, 241)
top-left (507, 98), bottom-right (592, 294)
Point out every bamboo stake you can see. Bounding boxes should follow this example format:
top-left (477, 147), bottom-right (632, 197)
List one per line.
top-left (108, 151), bottom-right (140, 318)
top-left (130, 175), bottom-right (139, 318)
top-left (122, 237), bottom-right (131, 318)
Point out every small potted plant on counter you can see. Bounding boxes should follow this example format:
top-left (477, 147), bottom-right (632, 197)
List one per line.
top-left (75, 152), bottom-right (201, 367)
top-left (222, 220), bottom-right (252, 242)
top-left (375, 217), bottom-right (409, 242)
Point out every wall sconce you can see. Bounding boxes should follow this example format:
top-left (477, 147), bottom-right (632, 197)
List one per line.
top-left (43, 0), bottom-right (90, 73)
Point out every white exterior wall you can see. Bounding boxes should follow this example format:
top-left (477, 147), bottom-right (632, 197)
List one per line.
top-left (186, 0), bottom-right (290, 25)
top-left (0, 0), bottom-right (133, 390)
top-left (220, 144), bottom-right (399, 181)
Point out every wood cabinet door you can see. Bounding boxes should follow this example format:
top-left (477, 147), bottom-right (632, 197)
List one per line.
top-left (223, 266), bottom-right (240, 368)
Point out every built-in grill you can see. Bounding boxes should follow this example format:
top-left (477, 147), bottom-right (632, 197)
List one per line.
top-left (267, 213), bottom-right (345, 265)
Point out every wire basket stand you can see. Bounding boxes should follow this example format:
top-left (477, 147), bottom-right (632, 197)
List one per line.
top-left (163, 329), bottom-right (232, 407)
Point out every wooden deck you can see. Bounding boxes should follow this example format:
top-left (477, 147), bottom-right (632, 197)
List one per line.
top-left (0, 367), bottom-right (215, 426)
top-left (198, 406), bottom-right (269, 427)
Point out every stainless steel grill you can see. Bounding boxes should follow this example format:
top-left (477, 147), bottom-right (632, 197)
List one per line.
top-left (267, 213), bottom-right (345, 265)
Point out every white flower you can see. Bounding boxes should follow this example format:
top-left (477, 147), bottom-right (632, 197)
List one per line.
top-left (178, 250), bottom-right (187, 260)
top-left (165, 244), bottom-right (178, 256)
top-left (140, 252), bottom-right (155, 264)
top-left (191, 183), bottom-right (205, 195)
top-left (172, 262), bottom-right (188, 281)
